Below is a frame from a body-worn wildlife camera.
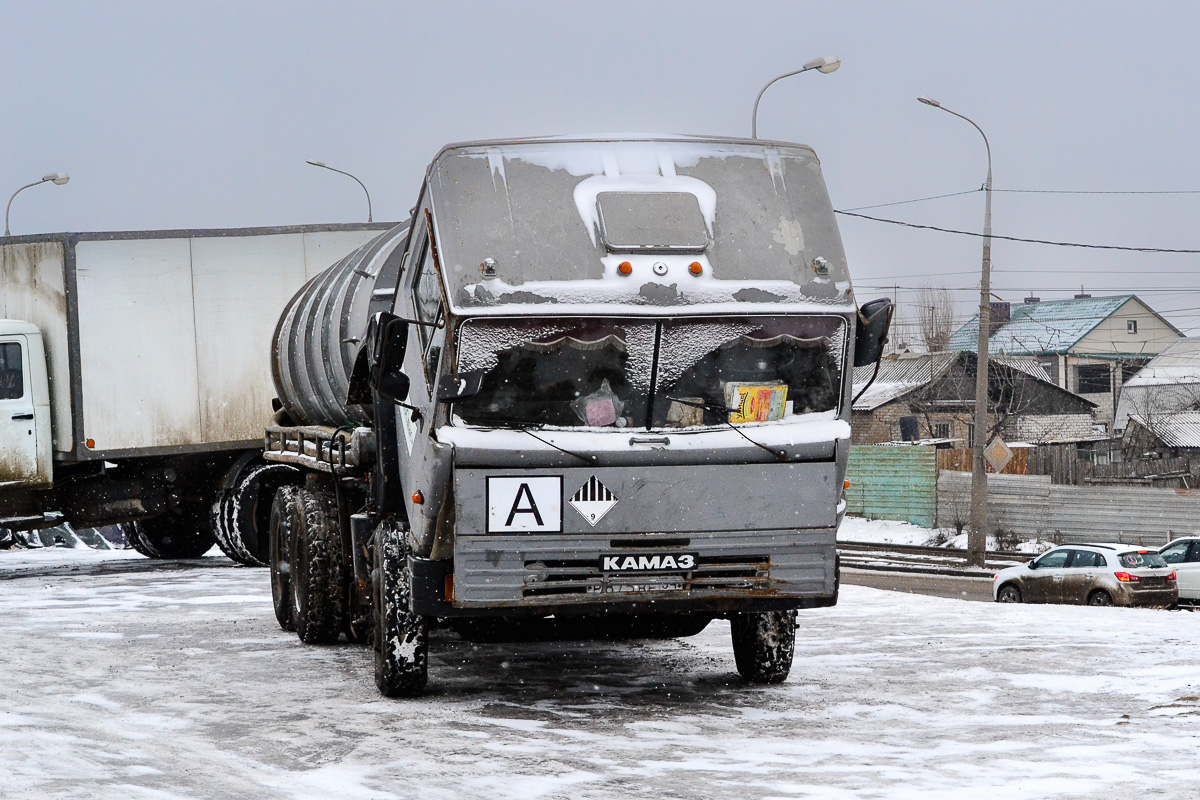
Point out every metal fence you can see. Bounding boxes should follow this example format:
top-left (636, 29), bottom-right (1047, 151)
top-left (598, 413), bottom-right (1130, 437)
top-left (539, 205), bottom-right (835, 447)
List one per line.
top-left (937, 470), bottom-right (1200, 546)
top-left (846, 446), bottom-right (938, 527)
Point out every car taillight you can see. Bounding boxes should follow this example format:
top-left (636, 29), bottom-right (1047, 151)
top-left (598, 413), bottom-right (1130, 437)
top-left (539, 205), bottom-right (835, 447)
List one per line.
top-left (1167, 571), bottom-right (1177, 581)
top-left (1114, 572), bottom-right (1141, 582)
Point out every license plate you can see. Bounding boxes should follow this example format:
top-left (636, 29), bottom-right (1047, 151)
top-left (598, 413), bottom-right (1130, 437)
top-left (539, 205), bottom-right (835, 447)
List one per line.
top-left (586, 582), bottom-right (685, 594)
top-left (600, 552), bottom-right (698, 573)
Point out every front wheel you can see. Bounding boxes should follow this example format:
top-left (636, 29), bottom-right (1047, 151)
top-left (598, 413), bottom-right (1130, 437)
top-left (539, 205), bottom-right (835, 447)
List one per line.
top-left (730, 610), bottom-right (796, 684)
top-left (997, 584), bottom-right (1022, 604)
top-left (373, 520), bottom-right (428, 697)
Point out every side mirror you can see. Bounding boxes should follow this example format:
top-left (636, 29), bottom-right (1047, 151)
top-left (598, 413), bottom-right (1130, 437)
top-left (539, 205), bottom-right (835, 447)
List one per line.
top-left (1027, 559), bottom-right (1038, 569)
top-left (853, 297), bottom-right (895, 367)
top-left (348, 311), bottom-right (411, 406)
top-left (437, 370), bottom-right (486, 403)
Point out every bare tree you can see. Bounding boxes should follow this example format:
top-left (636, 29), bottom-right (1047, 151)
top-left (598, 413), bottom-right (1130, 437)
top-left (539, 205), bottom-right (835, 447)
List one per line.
top-left (915, 283), bottom-right (956, 353)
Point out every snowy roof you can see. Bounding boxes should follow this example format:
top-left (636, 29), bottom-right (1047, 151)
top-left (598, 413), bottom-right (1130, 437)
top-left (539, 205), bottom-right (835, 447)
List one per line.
top-left (851, 352), bottom-right (1054, 411)
top-left (1120, 338), bottom-right (1200, 387)
top-left (949, 295), bottom-right (1133, 355)
top-left (1128, 411), bottom-right (1200, 448)
top-left (1113, 338), bottom-right (1200, 431)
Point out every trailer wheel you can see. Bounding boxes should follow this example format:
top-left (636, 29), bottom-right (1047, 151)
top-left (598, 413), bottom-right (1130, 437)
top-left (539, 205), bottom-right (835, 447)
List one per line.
top-left (213, 462), bottom-right (302, 567)
top-left (730, 610), bottom-right (796, 684)
top-left (268, 485), bottom-right (301, 631)
top-left (289, 489), bottom-right (347, 644)
top-left (128, 513), bottom-right (216, 559)
top-left (373, 519), bottom-right (428, 697)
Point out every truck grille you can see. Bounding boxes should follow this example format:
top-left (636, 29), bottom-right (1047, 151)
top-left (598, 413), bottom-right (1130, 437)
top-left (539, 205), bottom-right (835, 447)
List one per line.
top-left (521, 554), bottom-right (770, 597)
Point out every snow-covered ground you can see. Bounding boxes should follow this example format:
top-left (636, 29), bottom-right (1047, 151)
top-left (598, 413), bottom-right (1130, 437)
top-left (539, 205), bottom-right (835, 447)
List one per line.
top-left (1, 558), bottom-right (1197, 798)
top-left (839, 516), bottom-right (1054, 554)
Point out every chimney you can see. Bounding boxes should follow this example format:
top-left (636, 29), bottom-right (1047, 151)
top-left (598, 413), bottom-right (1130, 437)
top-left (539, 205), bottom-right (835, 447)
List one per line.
top-left (1024, 295), bottom-right (1040, 303)
top-left (1074, 285), bottom-right (1091, 299)
top-left (989, 300), bottom-right (1010, 335)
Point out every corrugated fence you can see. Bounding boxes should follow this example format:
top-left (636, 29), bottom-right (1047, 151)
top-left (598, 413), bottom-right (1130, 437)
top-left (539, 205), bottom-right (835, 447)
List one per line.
top-left (846, 446), bottom-right (937, 527)
top-left (937, 470), bottom-right (1200, 546)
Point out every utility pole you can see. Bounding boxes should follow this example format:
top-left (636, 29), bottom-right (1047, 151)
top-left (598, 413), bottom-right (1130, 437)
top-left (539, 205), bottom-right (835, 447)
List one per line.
top-left (919, 97), bottom-right (993, 568)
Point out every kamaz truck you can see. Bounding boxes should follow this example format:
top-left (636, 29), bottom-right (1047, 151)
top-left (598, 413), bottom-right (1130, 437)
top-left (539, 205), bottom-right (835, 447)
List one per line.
top-left (262, 135), bottom-right (892, 695)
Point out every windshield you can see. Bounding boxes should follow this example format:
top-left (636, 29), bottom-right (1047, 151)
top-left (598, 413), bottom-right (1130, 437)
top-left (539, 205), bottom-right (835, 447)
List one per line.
top-left (452, 315), bottom-right (845, 429)
top-left (1117, 551), bottom-right (1168, 569)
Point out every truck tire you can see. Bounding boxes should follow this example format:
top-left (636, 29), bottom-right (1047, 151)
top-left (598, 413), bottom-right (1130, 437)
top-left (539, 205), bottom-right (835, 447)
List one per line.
top-left (268, 485), bottom-right (301, 631)
top-left (730, 610), bottom-right (796, 684)
top-left (212, 462), bottom-right (302, 567)
top-left (289, 489), bottom-right (347, 644)
top-left (373, 519), bottom-right (428, 697)
top-left (128, 513), bottom-right (216, 559)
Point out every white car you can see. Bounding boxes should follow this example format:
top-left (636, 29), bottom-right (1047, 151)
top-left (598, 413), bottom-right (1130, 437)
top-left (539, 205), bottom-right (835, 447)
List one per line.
top-left (1158, 537), bottom-right (1200, 604)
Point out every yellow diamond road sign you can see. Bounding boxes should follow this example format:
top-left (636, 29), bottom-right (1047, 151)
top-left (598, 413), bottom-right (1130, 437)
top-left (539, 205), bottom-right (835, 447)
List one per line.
top-left (985, 437), bottom-right (1013, 474)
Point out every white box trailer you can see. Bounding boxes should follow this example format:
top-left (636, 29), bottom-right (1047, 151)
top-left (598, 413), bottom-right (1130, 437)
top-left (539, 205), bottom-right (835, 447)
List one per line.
top-left (0, 223), bottom-right (392, 558)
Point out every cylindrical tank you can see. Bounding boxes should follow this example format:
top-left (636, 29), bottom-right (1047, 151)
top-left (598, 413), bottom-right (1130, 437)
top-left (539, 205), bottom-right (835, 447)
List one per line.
top-left (272, 222), bottom-right (409, 426)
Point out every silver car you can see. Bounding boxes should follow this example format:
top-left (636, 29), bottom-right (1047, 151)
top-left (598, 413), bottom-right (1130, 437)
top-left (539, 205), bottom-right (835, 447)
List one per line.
top-left (1158, 537), bottom-right (1200, 605)
top-left (993, 544), bottom-right (1178, 608)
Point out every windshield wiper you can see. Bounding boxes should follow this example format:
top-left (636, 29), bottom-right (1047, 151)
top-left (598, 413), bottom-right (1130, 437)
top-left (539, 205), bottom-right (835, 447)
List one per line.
top-left (473, 419), bottom-right (597, 465)
top-left (663, 396), bottom-right (790, 462)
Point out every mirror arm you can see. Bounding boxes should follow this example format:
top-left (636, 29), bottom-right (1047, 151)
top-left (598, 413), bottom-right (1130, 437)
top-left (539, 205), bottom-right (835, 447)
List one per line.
top-left (394, 400), bottom-right (423, 422)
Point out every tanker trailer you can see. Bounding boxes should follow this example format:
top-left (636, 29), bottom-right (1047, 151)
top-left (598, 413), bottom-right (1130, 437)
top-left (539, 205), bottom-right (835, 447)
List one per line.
top-left (0, 223), bottom-right (392, 559)
top-left (261, 135), bottom-right (893, 696)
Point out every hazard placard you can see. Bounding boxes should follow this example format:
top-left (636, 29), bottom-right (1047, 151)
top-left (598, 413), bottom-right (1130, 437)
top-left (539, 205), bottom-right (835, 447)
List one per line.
top-left (486, 476), bottom-right (562, 533)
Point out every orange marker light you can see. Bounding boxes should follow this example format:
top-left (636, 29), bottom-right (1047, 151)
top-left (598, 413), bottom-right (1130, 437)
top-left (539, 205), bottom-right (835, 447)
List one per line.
top-left (411, 490), bottom-right (424, 505)
top-left (86, 439), bottom-right (95, 449)
top-left (617, 261), bottom-right (633, 275)
top-left (689, 261), bottom-right (703, 275)
top-left (445, 573), bottom-right (455, 602)
top-left (843, 479), bottom-right (850, 490)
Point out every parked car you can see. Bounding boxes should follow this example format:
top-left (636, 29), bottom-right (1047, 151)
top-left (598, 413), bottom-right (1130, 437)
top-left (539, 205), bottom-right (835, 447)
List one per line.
top-left (1158, 537), bottom-right (1200, 605)
top-left (993, 544), bottom-right (1177, 608)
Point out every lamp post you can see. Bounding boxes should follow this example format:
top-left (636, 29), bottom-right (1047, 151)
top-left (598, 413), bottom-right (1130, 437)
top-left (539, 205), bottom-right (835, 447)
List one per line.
top-left (918, 96), bottom-right (993, 569)
top-left (751, 56), bottom-right (840, 139)
top-left (306, 160), bottom-right (373, 222)
top-left (5, 173), bottom-right (70, 236)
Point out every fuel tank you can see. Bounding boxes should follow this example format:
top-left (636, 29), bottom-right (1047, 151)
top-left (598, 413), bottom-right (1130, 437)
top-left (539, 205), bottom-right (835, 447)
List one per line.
top-left (271, 221), bottom-right (409, 426)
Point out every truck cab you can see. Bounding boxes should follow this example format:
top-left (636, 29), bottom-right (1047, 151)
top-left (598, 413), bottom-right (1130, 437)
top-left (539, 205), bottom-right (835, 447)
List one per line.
top-left (0, 320), bottom-right (52, 489)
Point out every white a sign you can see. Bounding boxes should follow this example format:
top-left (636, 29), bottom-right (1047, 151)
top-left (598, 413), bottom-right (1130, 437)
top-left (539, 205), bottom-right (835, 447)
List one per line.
top-left (487, 476), bottom-right (562, 533)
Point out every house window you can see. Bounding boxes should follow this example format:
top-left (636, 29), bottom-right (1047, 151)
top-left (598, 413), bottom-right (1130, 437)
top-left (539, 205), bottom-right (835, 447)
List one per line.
top-left (1127, 320), bottom-right (1138, 334)
top-left (933, 423), bottom-right (950, 439)
top-left (967, 422), bottom-right (975, 448)
top-left (1076, 364), bottom-right (1110, 394)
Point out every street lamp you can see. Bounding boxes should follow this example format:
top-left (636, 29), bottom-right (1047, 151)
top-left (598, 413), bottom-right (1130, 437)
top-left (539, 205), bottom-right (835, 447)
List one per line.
top-left (306, 160), bottom-right (373, 222)
top-left (751, 56), bottom-right (841, 139)
top-left (5, 172), bottom-right (70, 236)
top-left (918, 96), bottom-right (993, 569)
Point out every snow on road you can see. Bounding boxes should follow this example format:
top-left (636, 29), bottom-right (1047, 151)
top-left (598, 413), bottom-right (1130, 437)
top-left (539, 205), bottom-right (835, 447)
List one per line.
top-left (1, 558), bottom-right (1198, 799)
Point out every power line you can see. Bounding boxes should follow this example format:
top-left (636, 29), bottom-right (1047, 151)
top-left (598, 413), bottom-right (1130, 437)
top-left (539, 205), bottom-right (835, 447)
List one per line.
top-left (836, 210), bottom-right (1200, 253)
top-left (838, 189), bottom-right (981, 212)
top-left (839, 186), bottom-right (1200, 211)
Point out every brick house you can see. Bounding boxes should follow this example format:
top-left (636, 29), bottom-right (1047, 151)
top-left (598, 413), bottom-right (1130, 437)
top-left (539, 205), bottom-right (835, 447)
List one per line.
top-left (851, 351), bottom-right (1096, 446)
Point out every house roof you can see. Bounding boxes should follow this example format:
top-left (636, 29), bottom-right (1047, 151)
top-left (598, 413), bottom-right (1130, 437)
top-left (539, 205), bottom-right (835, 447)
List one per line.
top-left (949, 295), bottom-right (1137, 356)
top-left (1128, 411), bottom-right (1200, 448)
top-left (1120, 337), bottom-right (1200, 387)
top-left (1113, 338), bottom-right (1200, 431)
top-left (851, 352), bottom-right (1057, 411)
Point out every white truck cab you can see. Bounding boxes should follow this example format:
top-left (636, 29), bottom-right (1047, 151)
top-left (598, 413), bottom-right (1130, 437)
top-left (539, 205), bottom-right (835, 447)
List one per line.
top-left (0, 319), bottom-right (52, 488)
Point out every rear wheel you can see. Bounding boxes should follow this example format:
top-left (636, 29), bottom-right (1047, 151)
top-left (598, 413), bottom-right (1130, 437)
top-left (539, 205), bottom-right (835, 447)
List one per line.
top-left (997, 584), bottom-right (1022, 603)
top-left (212, 462), bottom-right (302, 567)
top-left (1087, 590), bottom-right (1114, 607)
top-left (128, 512), bottom-right (215, 559)
top-left (268, 486), bottom-right (300, 631)
top-left (373, 519), bottom-right (428, 697)
top-left (730, 610), bottom-right (796, 684)
top-left (289, 489), bottom-right (347, 644)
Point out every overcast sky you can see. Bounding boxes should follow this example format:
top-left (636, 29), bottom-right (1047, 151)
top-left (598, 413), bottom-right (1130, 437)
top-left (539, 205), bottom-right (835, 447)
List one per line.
top-left (4, 1), bottom-right (1200, 334)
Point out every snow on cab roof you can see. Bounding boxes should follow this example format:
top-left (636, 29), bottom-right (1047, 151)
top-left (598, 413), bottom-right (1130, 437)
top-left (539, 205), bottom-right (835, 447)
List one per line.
top-left (426, 137), bottom-right (853, 317)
